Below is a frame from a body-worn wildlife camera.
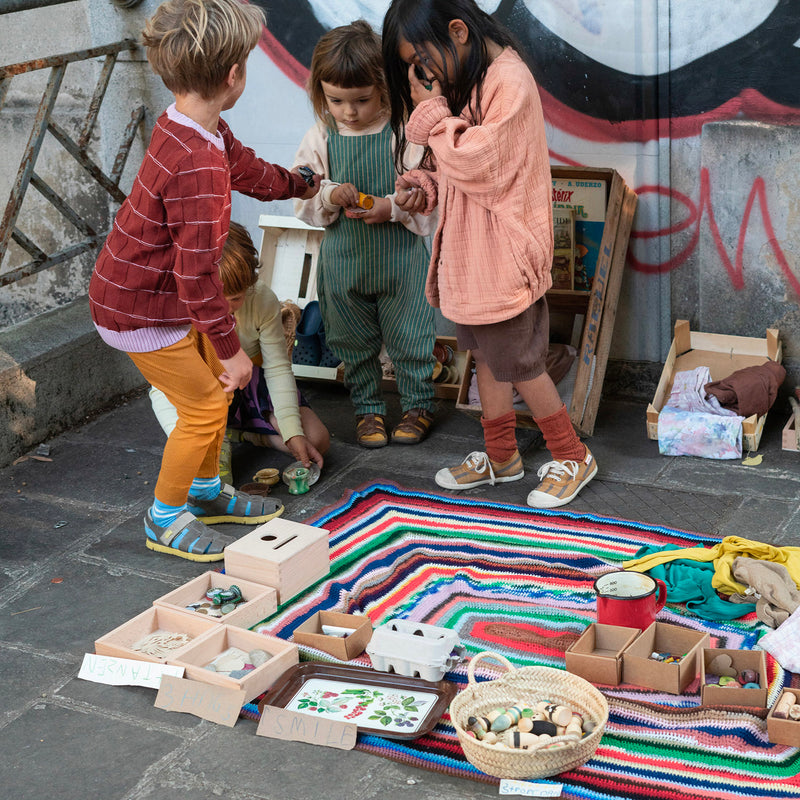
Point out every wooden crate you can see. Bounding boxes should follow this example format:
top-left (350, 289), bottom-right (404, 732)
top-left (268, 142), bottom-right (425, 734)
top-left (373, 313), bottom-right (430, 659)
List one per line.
top-left (456, 166), bottom-right (637, 435)
top-left (646, 320), bottom-right (782, 452)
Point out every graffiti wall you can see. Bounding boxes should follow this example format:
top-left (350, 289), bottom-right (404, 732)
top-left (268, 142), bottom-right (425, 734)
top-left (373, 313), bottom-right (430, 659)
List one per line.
top-left (226, 0), bottom-right (800, 367)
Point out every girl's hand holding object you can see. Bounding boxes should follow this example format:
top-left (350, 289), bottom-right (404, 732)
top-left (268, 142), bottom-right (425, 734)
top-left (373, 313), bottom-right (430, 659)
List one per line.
top-left (407, 63), bottom-right (441, 106)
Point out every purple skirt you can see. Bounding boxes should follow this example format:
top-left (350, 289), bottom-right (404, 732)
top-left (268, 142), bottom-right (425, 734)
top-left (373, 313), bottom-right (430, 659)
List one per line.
top-left (228, 365), bottom-right (309, 437)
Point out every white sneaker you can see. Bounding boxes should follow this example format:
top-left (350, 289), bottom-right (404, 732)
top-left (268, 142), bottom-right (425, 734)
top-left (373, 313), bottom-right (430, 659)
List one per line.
top-left (435, 450), bottom-right (524, 490)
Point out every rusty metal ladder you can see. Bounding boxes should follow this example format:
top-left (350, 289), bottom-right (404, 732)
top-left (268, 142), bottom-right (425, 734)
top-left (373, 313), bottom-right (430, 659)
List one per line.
top-left (0, 39), bottom-right (145, 287)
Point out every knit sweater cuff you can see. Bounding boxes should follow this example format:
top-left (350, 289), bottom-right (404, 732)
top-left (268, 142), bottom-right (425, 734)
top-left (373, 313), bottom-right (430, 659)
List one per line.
top-left (406, 97), bottom-right (450, 145)
top-left (210, 329), bottom-right (242, 361)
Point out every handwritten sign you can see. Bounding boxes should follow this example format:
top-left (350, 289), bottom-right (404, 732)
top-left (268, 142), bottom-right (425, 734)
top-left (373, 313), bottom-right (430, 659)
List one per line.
top-left (256, 705), bottom-right (357, 750)
top-left (499, 779), bottom-right (564, 797)
top-left (155, 675), bottom-right (245, 727)
top-left (78, 653), bottom-right (184, 689)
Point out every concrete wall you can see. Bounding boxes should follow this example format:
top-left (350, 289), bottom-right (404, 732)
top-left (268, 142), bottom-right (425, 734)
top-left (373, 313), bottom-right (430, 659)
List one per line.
top-left (2, 0), bottom-right (800, 464)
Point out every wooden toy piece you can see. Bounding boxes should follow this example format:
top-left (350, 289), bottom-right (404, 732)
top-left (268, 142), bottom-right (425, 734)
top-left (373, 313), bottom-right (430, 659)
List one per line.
top-left (528, 719), bottom-right (558, 736)
top-left (790, 704), bottom-right (800, 721)
top-left (223, 517), bottom-right (330, 604)
top-left (481, 731), bottom-right (499, 745)
top-left (708, 653), bottom-right (738, 678)
top-left (490, 705), bottom-right (530, 732)
top-left (505, 731), bottom-right (543, 749)
top-left (540, 702), bottom-right (573, 727)
top-left (517, 717), bottom-right (534, 733)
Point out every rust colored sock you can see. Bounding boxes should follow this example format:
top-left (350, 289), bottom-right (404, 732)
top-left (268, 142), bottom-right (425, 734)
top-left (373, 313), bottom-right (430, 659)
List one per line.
top-left (534, 404), bottom-right (586, 461)
top-left (481, 410), bottom-right (518, 463)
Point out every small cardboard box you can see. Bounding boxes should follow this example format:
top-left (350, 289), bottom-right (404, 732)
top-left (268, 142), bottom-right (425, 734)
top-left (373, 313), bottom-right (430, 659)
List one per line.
top-left (700, 647), bottom-right (767, 707)
top-left (564, 623), bottom-right (640, 686)
top-left (153, 571), bottom-right (278, 630)
top-left (767, 689), bottom-right (800, 746)
top-left (95, 606), bottom-right (217, 663)
top-left (168, 624), bottom-right (298, 704)
top-left (647, 320), bottom-right (782, 452)
top-left (224, 517), bottom-right (330, 604)
top-left (622, 622), bottom-right (709, 694)
top-left (292, 611), bottom-right (373, 661)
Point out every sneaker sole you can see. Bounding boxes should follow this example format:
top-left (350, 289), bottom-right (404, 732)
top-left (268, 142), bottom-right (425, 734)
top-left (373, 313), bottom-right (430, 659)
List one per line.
top-left (357, 438), bottom-right (388, 449)
top-left (526, 463), bottom-right (598, 509)
top-left (435, 470), bottom-right (525, 491)
top-left (195, 505), bottom-right (284, 525)
top-left (145, 540), bottom-right (225, 562)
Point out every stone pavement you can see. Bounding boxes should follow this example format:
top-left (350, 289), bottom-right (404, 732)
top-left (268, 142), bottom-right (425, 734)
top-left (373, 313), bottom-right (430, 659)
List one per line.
top-left (2, 380), bottom-right (800, 800)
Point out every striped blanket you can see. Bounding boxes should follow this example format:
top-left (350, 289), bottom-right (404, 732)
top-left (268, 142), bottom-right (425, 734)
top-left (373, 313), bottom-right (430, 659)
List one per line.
top-left (246, 482), bottom-right (799, 799)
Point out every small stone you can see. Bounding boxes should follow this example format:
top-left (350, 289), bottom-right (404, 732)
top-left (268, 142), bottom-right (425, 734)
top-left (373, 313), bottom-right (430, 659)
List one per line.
top-left (228, 669), bottom-right (249, 679)
top-left (249, 649), bottom-right (268, 667)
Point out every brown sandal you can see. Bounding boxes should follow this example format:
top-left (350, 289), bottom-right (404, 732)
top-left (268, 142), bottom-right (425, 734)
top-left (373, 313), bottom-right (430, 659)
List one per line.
top-left (391, 408), bottom-right (434, 445)
top-left (356, 413), bottom-right (388, 448)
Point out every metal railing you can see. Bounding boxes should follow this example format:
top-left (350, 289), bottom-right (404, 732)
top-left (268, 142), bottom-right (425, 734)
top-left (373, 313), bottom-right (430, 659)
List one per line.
top-left (0, 39), bottom-right (145, 287)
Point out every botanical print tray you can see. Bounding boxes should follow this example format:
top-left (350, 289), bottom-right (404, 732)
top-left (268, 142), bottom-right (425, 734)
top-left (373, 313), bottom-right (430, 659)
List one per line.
top-left (258, 663), bottom-right (456, 740)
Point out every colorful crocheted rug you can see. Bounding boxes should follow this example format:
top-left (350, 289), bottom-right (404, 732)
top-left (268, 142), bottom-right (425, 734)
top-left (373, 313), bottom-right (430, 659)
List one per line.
top-left (242, 482), bottom-right (799, 799)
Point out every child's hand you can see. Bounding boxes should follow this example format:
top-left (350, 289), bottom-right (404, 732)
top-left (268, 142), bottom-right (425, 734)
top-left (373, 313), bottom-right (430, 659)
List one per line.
top-left (407, 63), bottom-right (441, 106)
top-left (292, 166), bottom-right (321, 200)
top-left (219, 348), bottom-right (253, 393)
top-left (395, 175), bottom-right (427, 214)
top-left (285, 435), bottom-right (324, 469)
top-left (330, 182), bottom-right (360, 208)
top-left (345, 196), bottom-right (392, 224)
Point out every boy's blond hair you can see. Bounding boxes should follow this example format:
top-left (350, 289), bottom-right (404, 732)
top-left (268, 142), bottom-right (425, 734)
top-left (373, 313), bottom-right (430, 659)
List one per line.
top-left (308, 20), bottom-right (389, 126)
top-left (143, 0), bottom-right (265, 99)
top-left (219, 221), bottom-right (259, 296)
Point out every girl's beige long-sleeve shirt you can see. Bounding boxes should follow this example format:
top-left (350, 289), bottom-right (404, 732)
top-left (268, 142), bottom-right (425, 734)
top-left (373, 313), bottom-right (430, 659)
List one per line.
top-left (405, 48), bottom-right (553, 325)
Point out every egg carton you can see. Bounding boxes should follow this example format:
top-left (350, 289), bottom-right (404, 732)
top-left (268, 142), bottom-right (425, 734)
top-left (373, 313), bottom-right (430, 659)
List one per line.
top-left (366, 619), bottom-right (465, 682)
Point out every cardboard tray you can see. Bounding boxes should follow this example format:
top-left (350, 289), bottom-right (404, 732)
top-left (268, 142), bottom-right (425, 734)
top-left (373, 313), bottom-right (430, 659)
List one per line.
top-left (622, 622), bottom-right (709, 694)
top-left (700, 647), bottom-right (767, 707)
top-left (153, 571), bottom-right (278, 630)
top-left (257, 662), bottom-right (456, 740)
top-left (292, 610), bottom-right (373, 661)
top-left (767, 689), bottom-right (800, 746)
top-left (564, 623), bottom-right (640, 686)
top-left (647, 320), bottom-right (782, 452)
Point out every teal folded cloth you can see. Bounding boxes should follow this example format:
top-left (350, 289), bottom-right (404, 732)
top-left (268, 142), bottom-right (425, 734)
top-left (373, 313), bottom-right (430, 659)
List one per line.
top-left (632, 544), bottom-right (752, 621)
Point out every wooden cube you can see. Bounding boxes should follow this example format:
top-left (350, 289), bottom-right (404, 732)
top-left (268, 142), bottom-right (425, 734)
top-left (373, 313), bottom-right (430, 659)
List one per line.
top-left (153, 571), bottom-right (278, 630)
top-left (167, 624), bottom-right (298, 704)
top-left (95, 606), bottom-right (217, 664)
top-left (224, 517), bottom-right (329, 604)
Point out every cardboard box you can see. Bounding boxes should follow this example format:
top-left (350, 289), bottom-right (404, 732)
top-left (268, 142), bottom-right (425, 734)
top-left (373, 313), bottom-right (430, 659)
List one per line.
top-left (564, 623), bottom-right (640, 686)
top-left (622, 622), bottom-right (709, 694)
top-left (700, 647), bottom-right (767, 707)
top-left (292, 611), bottom-right (373, 661)
top-left (767, 689), bottom-right (800, 746)
top-left (153, 571), bottom-right (278, 630)
top-left (647, 320), bottom-right (782, 452)
top-left (94, 606), bottom-right (217, 664)
top-left (223, 517), bottom-right (329, 604)
top-left (168, 624), bottom-right (298, 703)
top-left (456, 166), bottom-right (636, 435)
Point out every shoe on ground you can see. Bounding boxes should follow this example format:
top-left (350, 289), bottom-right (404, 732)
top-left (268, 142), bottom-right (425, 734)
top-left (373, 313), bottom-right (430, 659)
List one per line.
top-left (527, 447), bottom-right (597, 508)
top-left (356, 413), bottom-right (388, 448)
top-left (435, 450), bottom-right (524, 490)
top-left (144, 509), bottom-right (233, 562)
top-left (392, 408), bottom-right (434, 444)
top-left (187, 483), bottom-right (284, 524)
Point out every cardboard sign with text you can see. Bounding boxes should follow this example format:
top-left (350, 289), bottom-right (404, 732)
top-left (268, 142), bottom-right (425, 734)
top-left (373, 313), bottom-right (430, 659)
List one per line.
top-left (257, 705), bottom-right (357, 750)
top-left (155, 675), bottom-right (245, 727)
top-left (79, 653), bottom-right (184, 689)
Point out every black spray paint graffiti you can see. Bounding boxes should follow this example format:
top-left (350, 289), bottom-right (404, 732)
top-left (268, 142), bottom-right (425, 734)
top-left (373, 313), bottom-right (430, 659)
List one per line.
top-left (255, 0), bottom-right (800, 142)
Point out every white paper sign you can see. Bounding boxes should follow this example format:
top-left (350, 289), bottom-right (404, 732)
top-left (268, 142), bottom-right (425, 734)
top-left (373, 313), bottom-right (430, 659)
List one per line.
top-left (79, 653), bottom-right (184, 689)
top-left (499, 779), bottom-right (564, 797)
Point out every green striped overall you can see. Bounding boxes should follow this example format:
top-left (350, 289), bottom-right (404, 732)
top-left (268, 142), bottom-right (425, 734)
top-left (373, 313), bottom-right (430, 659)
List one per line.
top-left (317, 123), bottom-right (435, 416)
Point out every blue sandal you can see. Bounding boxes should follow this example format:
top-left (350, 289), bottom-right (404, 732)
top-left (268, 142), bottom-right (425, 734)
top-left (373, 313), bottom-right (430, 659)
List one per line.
top-left (144, 510), bottom-right (233, 562)
top-left (187, 483), bottom-right (284, 525)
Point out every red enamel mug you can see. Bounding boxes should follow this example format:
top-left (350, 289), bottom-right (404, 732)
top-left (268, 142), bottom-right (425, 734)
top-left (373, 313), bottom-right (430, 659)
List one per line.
top-left (593, 570), bottom-right (667, 630)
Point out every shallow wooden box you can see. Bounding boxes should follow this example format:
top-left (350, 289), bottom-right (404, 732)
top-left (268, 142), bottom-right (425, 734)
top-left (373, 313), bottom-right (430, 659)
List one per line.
top-left (153, 571), bottom-right (278, 630)
top-left (767, 690), bottom-right (800, 746)
top-left (622, 622), bottom-right (709, 694)
top-left (293, 610), bottom-right (373, 661)
top-left (782, 415), bottom-right (800, 452)
top-left (167, 624), bottom-right (298, 704)
top-left (564, 623), bottom-right (640, 686)
top-left (94, 606), bottom-right (217, 664)
top-left (223, 517), bottom-right (329, 604)
top-left (647, 320), bottom-right (782, 452)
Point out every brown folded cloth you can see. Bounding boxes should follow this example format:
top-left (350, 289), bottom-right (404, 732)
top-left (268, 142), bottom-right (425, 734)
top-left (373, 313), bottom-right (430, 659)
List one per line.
top-left (704, 360), bottom-right (785, 417)
top-left (729, 556), bottom-right (800, 628)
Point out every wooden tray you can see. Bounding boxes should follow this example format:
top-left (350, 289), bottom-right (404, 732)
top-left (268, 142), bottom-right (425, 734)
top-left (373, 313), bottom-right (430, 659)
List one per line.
top-left (258, 662), bottom-right (456, 740)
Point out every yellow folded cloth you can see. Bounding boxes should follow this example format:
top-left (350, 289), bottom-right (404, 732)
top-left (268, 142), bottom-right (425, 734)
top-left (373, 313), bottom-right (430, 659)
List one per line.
top-left (623, 536), bottom-right (800, 595)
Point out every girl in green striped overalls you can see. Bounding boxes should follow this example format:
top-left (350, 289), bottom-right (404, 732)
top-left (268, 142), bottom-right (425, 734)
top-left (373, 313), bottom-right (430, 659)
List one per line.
top-left (293, 20), bottom-right (437, 449)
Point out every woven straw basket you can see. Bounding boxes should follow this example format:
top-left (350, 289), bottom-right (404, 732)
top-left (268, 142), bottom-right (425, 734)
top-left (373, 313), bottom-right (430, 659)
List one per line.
top-left (450, 651), bottom-right (609, 779)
